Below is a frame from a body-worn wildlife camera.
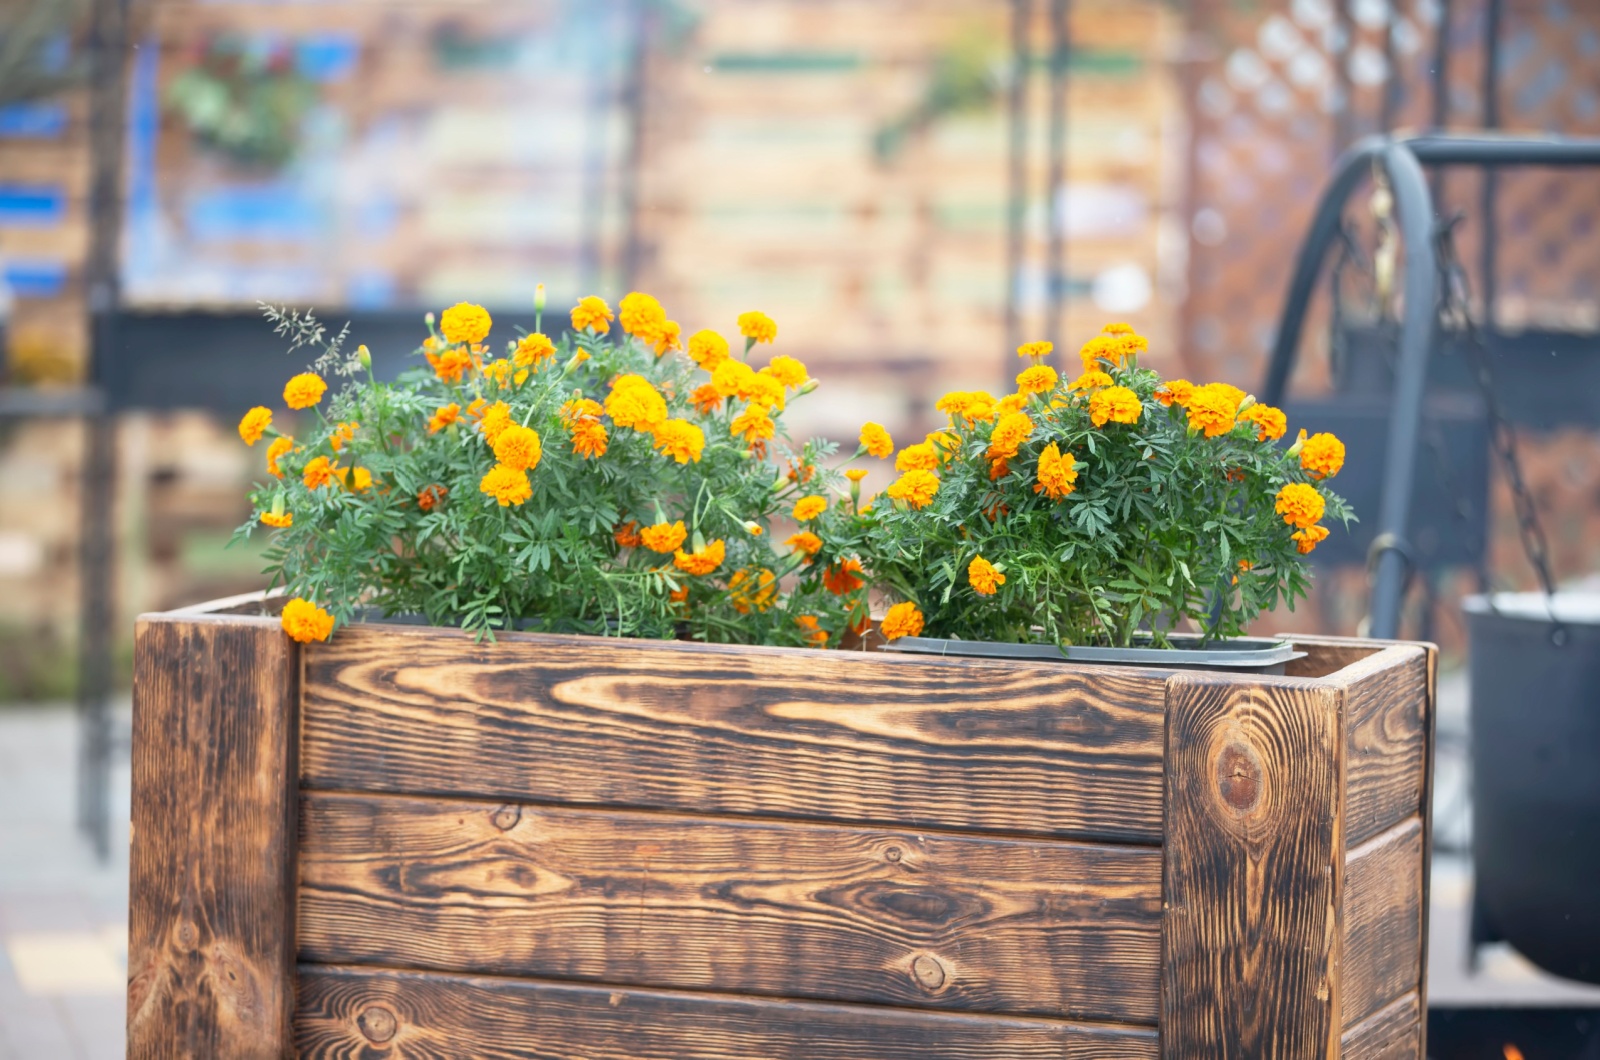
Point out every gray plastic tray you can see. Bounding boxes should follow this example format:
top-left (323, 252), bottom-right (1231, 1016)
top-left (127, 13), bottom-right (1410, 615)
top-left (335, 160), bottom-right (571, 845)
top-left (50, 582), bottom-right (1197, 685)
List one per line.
top-left (882, 634), bottom-right (1306, 674)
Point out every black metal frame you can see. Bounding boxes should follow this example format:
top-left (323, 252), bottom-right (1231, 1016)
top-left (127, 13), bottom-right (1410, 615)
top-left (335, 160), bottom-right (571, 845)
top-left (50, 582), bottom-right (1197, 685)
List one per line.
top-left (1261, 133), bottom-right (1600, 640)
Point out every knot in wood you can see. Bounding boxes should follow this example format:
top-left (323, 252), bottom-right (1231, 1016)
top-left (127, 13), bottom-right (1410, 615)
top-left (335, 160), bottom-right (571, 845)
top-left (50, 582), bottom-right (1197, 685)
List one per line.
top-left (1214, 741), bottom-right (1263, 814)
top-left (884, 845), bottom-right (902, 863)
top-left (910, 954), bottom-right (948, 991)
top-left (490, 804), bottom-right (521, 831)
top-left (175, 919), bottom-right (199, 949)
top-left (357, 1004), bottom-right (398, 1043)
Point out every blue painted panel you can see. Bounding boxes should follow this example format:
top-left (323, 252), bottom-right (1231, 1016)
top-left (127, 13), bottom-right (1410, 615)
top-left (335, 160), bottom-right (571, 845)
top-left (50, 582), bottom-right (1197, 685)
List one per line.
top-left (297, 34), bottom-right (360, 83)
top-left (184, 186), bottom-right (324, 242)
top-left (0, 103), bottom-right (68, 138)
top-left (0, 184), bottom-right (66, 226)
top-left (3, 260), bottom-right (69, 298)
top-left (347, 270), bottom-right (397, 308)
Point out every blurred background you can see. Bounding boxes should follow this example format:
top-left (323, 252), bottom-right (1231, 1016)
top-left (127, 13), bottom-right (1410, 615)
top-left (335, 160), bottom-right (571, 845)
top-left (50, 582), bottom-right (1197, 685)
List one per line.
top-left (2, 0), bottom-right (1599, 1056)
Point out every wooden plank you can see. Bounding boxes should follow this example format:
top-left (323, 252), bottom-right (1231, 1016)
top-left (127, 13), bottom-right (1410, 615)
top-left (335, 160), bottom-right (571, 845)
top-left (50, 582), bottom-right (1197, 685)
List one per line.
top-left (297, 792), bottom-right (1163, 1023)
top-left (294, 966), bottom-right (1160, 1059)
top-left (1333, 646), bottom-right (1429, 846)
top-left (1284, 640), bottom-right (1382, 679)
top-left (1160, 674), bottom-right (1344, 1058)
top-left (127, 614), bottom-right (299, 1059)
top-left (1342, 818), bottom-right (1424, 1031)
top-left (1341, 993), bottom-right (1421, 1060)
top-left (300, 623), bottom-right (1169, 843)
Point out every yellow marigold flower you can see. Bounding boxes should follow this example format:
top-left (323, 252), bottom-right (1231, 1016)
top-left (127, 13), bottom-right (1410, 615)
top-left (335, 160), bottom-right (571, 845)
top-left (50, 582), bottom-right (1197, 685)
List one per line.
top-left (482, 358), bottom-right (514, 388)
top-left (792, 495), bottom-right (827, 521)
top-left (514, 332), bottom-right (556, 368)
top-left (1016, 365), bottom-right (1058, 395)
top-left (729, 568), bottom-right (778, 614)
top-left (730, 402), bottom-right (775, 446)
top-left (749, 370), bottom-right (787, 411)
top-left (1300, 432), bottom-right (1345, 479)
top-left (794, 614), bottom-right (829, 645)
top-left (688, 329), bottom-right (730, 371)
top-left (738, 311), bottom-right (777, 344)
top-left (479, 401), bottom-right (514, 446)
top-left (1089, 385), bottom-right (1142, 428)
top-left (895, 442), bottom-right (940, 472)
top-left (652, 418), bottom-right (705, 464)
top-left (571, 295), bottom-right (613, 333)
top-left (1185, 383), bottom-right (1241, 438)
top-left (968, 555), bottom-right (1005, 596)
top-left (845, 468), bottom-right (869, 483)
top-left (648, 319), bottom-right (682, 356)
top-left (767, 355), bottom-right (809, 389)
top-left (1238, 403), bottom-right (1288, 442)
top-left (1292, 524), bottom-right (1331, 554)
top-left (572, 419), bottom-right (608, 459)
top-left (238, 406), bottom-right (271, 445)
top-left (641, 520), bottom-right (688, 553)
top-left (1069, 369), bottom-right (1113, 392)
top-left (605, 377), bottom-right (668, 432)
top-left (493, 424), bottom-right (543, 472)
top-left (560, 397), bottom-right (602, 428)
top-left (260, 510), bottom-right (292, 528)
top-left (302, 456), bottom-right (336, 490)
top-left (440, 302), bottom-right (492, 345)
top-left (1275, 482), bottom-right (1325, 529)
top-left (619, 291), bottom-right (667, 336)
top-left (281, 597), bottom-right (334, 643)
top-left (283, 372), bottom-right (327, 410)
top-left (1156, 379), bottom-right (1194, 407)
top-left (340, 466), bottom-right (373, 492)
top-left (674, 538), bottom-right (726, 576)
top-left (480, 463), bottom-right (532, 507)
top-left (1078, 335), bottom-right (1115, 371)
top-left (712, 359), bottom-right (757, 399)
top-left (859, 422), bottom-right (893, 459)
top-left (1034, 442), bottom-right (1079, 500)
top-left (1017, 340), bottom-right (1053, 359)
top-left (986, 411), bottom-right (1035, 460)
top-left (330, 420), bottom-right (359, 452)
top-left (822, 557), bottom-right (865, 595)
top-left (997, 392), bottom-right (1028, 415)
top-left (428, 403), bottom-right (460, 434)
top-left (1105, 332), bottom-right (1149, 365)
top-left (936, 390), bottom-right (998, 425)
top-left (690, 383), bottom-right (723, 414)
top-left (266, 436), bottom-right (293, 478)
top-left (881, 601), bottom-right (924, 641)
top-left (887, 468), bottom-right (939, 509)
top-left (787, 530), bottom-right (823, 558)
top-left (1102, 321), bottom-right (1135, 335)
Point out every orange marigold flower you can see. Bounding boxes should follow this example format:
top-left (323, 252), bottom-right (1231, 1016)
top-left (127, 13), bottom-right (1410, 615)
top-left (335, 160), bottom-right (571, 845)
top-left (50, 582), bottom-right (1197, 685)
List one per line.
top-left (1275, 482), bottom-right (1325, 529)
top-left (1017, 340), bottom-right (1053, 359)
top-left (465, 397), bottom-right (488, 421)
top-left (480, 463), bottom-right (532, 506)
top-left (786, 460), bottom-right (815, 484)
top-left (652, 418), bottom-right (705, 464)
top-left (895, 442), bottom-right (940, 472)
top-left (748, 369), bottom-right (787, 411)
top-left (792, 495), bottom-right (827, 521)
top-left (283, 372), bottom-right (327, 410)
top-left (428, 403), bottom-right (460, 433)
top-left (689, 383), bottom-right (723, 414)
top-left (493, 424), bottom-right (543, 472)
top-left (787, 530), bottom-right (823, 558)
top-left (1089, 385), bottom-right (1142, 428)
top-left (641, 521), bottom-right (688, 553)
top-left (674, 538), bottom-right (725, 576)
top-left (989, 458), bottom-right (1010, 481)
top-left (647, 319), bottom-right (682, 357)
top-left (330, 420), bottom-right (359, 452)
top-left (729, 569), bottom-right (778, 614)
top-left (1238, 403), bottom-right (1288, 442)
top-left (822, 557), bottom-right (865, 595)
top-left (880, 601), bottom-right (924, 641)
top-left (1069, 369), bottom-right (1113, 392)
top-left (1185, 383), bottom-right (1241, 438)
top-left (1300, 432), bottom-right (1345, 479)
top-left (711, 359), bottom-right (757, 399)
top-left (669, 585), bottom-right (690, 604)
top-left (1034, 443), bottom-right (1079, 500)
top-left (417, 484), bottom-right (447, 512)
top-left (936, 390), bottom-right (997, 425)
top-left (1105, 332), bottom-right (1149, 364)
top-left (281, 597), bottom-right (334, 643)
top-left (266, 436), bottom-right (294, 478)
top-left (998, 392), bottom-right (1029, 415)
top-left (302, 456), bottom-right (336, 490)
top-left (1102, 321), bottom-right (1135, 335)
top-left (730, 402), bottom-right (775, 446)
top-left (738, 311), bottom-right (778, 344)
top-left (614, 520), bottom-right (643, 548)
top-left (560, 397), bottom-right (603, 428)
top-left (968, 555), bottom-right (1005, 595)
top-left (1078, 335), bottom-right (1115, 371)
top-left (794, 614), bottom-right (829, 645)
top-left (1016, 364), bottom-right (1058, 395)
top-left (859, 422), bottom-right (894, 459)
top-left (887, 468), bottom-right (939, 509)
top-left (619, 292), bottom-right (667, 337)
top-left (606, 377), bottom-right (668, 432)
top-left (1156, 379), bottom-right (1194, 407)
top-left (479, 401), bottom-right (514, 446)
top-left (572, 420), bottom-right (608, 458)
top-left (688, 329), bottom-right (731, 371)
top-left (238, 406), bottom-right (272, 445)
top-left (440, 302), bottom-right (492, 345)
top-left (260, 510), bottom-right (292, 528)
top-left (986, 411), bottom-right (1035, 460)
top-left (339, 466), bottom-right (372, 492)
top-left (766, 355), bottom-right (808, 389)
top-left (425, 345), bottom-right (475, 384)
top-left (1292, 523), bottom-right (1331, 554)
top-left (514, 332), bottom-right (557, 368)
top-left (571, 295), bottom-right (614, 333)
top-left (845, 468), bottom-right (869, 484)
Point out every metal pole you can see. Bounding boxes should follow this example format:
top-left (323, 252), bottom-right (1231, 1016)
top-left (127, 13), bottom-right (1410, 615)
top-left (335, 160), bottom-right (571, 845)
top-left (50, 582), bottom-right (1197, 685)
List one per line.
top-left (1480, 0), bottom-right (1501, 330)
top-left (1003, 0), bottom-right (1033, 365)
top-left (79, 0), bottom-right (131, 861)
top-left (1043, 0), bottom-right (1069, 350)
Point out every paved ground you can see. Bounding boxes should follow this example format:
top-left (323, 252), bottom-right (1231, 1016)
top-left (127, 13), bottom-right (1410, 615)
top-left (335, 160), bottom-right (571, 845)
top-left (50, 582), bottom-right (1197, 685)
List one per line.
top-left (0, 676), bottom-right (1596, 1057)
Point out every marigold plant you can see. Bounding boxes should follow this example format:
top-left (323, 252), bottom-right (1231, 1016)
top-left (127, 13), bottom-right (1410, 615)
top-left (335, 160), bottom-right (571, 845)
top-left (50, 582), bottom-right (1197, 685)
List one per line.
top-left (864, 324), bottom-right (1353, 648)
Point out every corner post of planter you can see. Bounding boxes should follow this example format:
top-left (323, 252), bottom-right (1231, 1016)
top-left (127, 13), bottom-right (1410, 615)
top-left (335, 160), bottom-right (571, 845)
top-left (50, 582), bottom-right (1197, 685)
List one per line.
top-left (1160, 673), bottom-right (1345, 1058)
top-left (127, 613), bottom-right (301, 1059)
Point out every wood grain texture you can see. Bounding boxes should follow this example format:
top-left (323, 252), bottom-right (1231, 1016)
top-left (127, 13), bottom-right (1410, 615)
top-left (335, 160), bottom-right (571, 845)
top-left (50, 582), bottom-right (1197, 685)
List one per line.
top-left (1331, 646), bottom-right (1430, 846)
top-left (1341, 993), bottom-right (1421, 1060)
top-left (1160, 674), bottom-right (1344, 1058)
top-left (127, 615), bottom-right (299, 1059)
top-left (1284, 641), bottom-right (1382, 679)
top-left (1342, 818), bottom-right (1424, 1031)
top-left (294, 966), bottom-right (1160, 1059)
top-left (297, 792), bottom-right (1162, 1023)
top-left (300, 624), bottom-right (1169, 843)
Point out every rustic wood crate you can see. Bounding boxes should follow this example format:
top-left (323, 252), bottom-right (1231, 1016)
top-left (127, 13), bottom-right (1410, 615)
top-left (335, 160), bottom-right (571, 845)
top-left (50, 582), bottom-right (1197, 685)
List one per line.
top-left (127, 596), bottom-right (1434, 1058)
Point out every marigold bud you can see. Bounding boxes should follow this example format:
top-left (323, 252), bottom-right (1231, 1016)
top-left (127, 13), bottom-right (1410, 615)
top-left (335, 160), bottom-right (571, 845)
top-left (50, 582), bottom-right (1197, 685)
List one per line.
top-left (357, 344), bottom-right (371, 371)
top-left (534, 283), bottom-right (547, 313)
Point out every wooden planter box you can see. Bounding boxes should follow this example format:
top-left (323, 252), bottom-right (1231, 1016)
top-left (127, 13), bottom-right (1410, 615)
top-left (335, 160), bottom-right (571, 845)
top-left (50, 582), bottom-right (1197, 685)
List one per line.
top-left (128, 596), bottom-right (1435, 1059)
